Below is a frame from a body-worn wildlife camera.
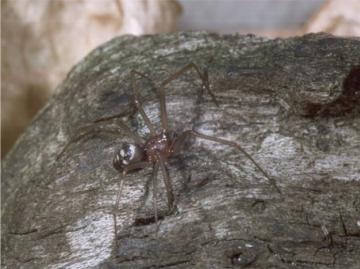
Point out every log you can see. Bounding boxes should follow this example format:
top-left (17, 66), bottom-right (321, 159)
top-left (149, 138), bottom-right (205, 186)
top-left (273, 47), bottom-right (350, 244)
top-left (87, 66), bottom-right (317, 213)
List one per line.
top-left (2, 32), bottom-right (360, 269)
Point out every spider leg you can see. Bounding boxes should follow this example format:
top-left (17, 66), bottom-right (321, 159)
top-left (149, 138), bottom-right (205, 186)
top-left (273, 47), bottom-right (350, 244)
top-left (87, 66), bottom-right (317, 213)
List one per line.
top-left (174, 130), bottom-right (281, 194)
top-left (113, 178), bottom-right (124, 247)
top-left (151, 162), bottom-right (160, 226)
top-left (57, 118), bottom-right (143, 160)
top-left (158, 63), bottom-right (219, 130)
top-left (130, 70), bottom-right (157, 135)
top-left (131, 70), bottom-right (157, 92)
top-left (96, 117), bottom-right (144, 144)
top-left (157, 154), bottom-right (175, 211)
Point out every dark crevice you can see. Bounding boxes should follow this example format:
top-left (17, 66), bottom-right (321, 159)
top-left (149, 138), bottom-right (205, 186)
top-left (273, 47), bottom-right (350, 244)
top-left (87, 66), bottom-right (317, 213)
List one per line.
top-left (157, 259), bottom-right (192, 268)
top-left (302, 66), bottom-right (360, 117)
top-left (35, 224), bottom-right (68, 240)
top-left (9, 228), bottom-right (38, 235)
top-left (133, 215), bottom-right (165, 226)
top-left (14, 256), bottom-right (41, 264)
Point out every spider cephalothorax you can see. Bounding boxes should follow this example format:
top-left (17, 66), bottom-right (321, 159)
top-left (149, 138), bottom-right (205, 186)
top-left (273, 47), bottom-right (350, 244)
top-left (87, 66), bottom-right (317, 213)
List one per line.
top-left (143, 130), bottom-right (175, 162)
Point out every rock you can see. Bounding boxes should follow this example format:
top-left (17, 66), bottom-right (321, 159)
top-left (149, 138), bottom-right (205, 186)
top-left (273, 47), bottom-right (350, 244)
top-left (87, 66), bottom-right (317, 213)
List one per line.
top-left (2, 32), bottom-right (360, 269)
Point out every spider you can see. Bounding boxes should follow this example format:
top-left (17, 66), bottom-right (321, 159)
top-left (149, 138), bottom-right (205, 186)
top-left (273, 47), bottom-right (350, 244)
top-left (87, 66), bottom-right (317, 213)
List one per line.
top-left (59, 63), bottom-right (280, 224)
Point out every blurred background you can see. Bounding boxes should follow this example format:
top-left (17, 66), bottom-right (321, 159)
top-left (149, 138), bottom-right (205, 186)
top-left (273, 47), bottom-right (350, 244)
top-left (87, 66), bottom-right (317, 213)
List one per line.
top-left (2, 0), bottom-right (360, 158)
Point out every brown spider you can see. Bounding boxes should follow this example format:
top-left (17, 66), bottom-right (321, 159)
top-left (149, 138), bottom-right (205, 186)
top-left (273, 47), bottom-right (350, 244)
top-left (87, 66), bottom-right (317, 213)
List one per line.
top-left (59, 63), bottom-right (280, 224)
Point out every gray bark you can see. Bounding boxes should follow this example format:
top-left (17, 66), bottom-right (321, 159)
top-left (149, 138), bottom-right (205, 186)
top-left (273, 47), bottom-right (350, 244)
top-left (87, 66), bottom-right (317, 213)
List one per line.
top-left (2, 32), bottom-right (360, 269)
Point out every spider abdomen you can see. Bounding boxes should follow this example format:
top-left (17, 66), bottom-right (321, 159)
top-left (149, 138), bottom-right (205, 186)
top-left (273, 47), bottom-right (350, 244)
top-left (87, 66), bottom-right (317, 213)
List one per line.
top-left (113, 143), bottom-right (145, 172)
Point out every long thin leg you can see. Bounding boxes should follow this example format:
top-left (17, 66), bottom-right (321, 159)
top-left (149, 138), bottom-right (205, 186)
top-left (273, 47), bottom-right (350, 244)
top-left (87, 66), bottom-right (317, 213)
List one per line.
top-left (158, 63), bottom-right (219, 130)
top-left (57, 118), bottom-right (143, 160)
top-left (131, 70), bottom-right (157, 93)
top-left (151, 163), bottom-right (160, 225)
top-left (156, 154), bottom-right (175, 211)
top-left (131, 70), bottom-right (156, 135)
top-left (90, 107), bottom-right (143, 143)
top-left (174, 130), bottom-right (281, 194)
top-left (113, 178), bottom-right (124, 247)
top-left (95, 117), bottom-right (144, 144)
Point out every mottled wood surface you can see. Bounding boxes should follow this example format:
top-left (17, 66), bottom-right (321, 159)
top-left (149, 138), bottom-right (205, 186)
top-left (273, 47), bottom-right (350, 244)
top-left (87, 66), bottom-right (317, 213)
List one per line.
top-left (2, 32), bottom-right (360, 269)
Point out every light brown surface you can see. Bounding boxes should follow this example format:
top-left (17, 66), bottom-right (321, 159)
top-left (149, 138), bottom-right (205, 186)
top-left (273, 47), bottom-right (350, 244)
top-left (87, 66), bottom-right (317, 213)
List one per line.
top-left (305, 0), bottom-right (360, 37)
top-left (258, 0), bottom-right (360, 38)
top-left (1, 0), bottom-right (181, 157)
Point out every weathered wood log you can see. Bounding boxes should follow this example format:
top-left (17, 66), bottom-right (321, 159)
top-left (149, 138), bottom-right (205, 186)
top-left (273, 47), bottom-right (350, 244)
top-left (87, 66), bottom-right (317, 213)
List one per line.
top-left (2, 32), bottom-right (360, 269)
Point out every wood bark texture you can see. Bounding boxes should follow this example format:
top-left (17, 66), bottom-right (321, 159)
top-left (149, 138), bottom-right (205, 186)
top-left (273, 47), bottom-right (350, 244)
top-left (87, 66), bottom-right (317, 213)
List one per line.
top-left (2, 32), bottom-right (360, 269)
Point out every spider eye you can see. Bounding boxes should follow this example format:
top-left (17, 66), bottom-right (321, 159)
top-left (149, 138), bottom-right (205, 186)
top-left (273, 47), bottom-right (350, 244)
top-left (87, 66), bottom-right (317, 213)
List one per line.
top-left (113, 143), bottom-right (143, 172)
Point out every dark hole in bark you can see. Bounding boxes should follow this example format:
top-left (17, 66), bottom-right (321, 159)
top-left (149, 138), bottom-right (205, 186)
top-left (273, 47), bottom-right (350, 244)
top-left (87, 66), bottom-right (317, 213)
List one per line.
top-left (343, 66), bottom-right (360, 98)
top-left (231, 252), bottom-right (243, 266)
top-left (229, 250), bottom-right (257, 267)
top-left (302, 66), bottom-right (360, 117)
top-left (133, 215), bottom-right (165, 226)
